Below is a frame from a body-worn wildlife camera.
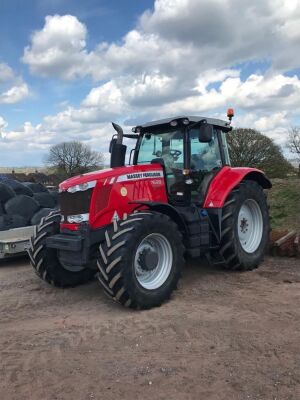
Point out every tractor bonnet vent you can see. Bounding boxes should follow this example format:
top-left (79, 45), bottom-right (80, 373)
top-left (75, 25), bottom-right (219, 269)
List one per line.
top-left (59, 188), bottom-right (93, 217)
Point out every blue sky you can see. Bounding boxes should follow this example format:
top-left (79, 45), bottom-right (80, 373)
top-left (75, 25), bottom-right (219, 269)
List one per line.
top-left (0, 0), bottom-right (153, 127)
top-left (0, 0), bottom-right (300, 166)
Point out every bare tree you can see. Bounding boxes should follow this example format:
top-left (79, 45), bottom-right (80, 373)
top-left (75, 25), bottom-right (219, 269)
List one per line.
top-left (227, 128), bottom-right (294, 178)
top-left (45, 141), bottom-right (104, 178)
top-left (288, 127), bottom-right (300, 177)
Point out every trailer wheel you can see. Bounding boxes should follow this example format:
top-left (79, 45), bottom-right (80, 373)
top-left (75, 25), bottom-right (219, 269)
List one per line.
top-left (28, 211), bottom-right (96, 287)
top-left (97, 211), bottom-right (184, 309)
top-left (215, 180), bottom-right (269, 271)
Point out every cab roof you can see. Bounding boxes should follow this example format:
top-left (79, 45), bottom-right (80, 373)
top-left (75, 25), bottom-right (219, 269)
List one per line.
top-left (133, 116), bottom-right (232, 133)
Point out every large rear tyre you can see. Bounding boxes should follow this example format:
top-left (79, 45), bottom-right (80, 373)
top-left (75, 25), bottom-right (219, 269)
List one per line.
top-left (28, 211), bottom-right (96, 287)
top-left (97, 211), bottom-right (185, 309)
top-left (215, 181), bottom-right (269, 271)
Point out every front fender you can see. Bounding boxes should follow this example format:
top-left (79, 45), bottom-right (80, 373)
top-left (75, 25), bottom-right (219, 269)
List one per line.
top-left (203, 166), bottom-right (272, 209)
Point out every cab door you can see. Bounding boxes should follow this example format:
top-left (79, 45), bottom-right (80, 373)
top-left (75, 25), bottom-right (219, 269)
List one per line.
top-left (189, 128), bottom-right (223, 204)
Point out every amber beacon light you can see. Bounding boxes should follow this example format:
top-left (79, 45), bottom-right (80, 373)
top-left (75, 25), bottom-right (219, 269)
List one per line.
top-left (227, 108), bottom-right (234, 123)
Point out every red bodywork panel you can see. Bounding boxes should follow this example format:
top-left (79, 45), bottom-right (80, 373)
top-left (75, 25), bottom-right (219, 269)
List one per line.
top-left (59, 164), bottom-right (269, 230)
top-left (203, 166), bottom-right (269, 208)
top-left (59, 164), bottom-right (168, 230)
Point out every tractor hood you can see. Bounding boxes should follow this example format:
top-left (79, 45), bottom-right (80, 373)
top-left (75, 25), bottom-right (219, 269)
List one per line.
top-left (59, 164), bottom-right (164, 192)
top-left (59, 168), bottom-right (114, 191)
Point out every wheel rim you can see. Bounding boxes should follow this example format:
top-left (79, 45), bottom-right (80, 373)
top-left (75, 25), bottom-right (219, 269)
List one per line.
top-left (134, 233), bottom-right (173, 290)
top-left (237, 199), bottom-right (263, 253)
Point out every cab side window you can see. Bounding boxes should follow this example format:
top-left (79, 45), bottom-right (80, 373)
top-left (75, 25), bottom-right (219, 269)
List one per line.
top-left (190, 129), bottom-right (222, 172)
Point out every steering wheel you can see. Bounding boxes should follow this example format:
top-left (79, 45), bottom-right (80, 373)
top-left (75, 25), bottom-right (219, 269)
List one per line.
top-left (170, 149), bottom-right (182, 160)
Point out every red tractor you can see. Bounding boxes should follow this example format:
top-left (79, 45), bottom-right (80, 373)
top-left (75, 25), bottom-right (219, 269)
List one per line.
top-left (29, 111), bottom-right (271, 309)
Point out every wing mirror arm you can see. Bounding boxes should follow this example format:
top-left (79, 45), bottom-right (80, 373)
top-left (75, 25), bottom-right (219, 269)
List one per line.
top-left (186, 119), bottom-right (207, 131)
top-left (185, 119), bottom-right (213, 143)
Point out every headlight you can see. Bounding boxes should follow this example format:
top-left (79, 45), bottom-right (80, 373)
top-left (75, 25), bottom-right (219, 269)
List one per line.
top-left (67, 213), bottom-right (89, 223)
top-left (67, 180), bottom-right (96, 193)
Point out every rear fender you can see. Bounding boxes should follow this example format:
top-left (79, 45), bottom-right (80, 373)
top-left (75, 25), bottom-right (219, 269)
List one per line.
top-left (203, 166), bottom-right (272, 209)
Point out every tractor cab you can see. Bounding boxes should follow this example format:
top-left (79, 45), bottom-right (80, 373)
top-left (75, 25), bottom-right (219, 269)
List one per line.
top-left (110, 115), bottom-right (232, 205)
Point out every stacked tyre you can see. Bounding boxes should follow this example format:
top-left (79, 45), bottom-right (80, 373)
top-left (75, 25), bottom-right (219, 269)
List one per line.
top-left (0, 178), bottom-right (58, 231)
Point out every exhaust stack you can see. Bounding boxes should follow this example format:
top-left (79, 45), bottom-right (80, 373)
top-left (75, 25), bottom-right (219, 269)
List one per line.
top-left (110, 122), bottom-right (127, 168)
top-left (112, 122), bottom-right (124, 144)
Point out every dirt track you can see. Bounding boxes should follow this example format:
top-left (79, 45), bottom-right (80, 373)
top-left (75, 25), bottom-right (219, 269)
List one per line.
top-left (0, 256), bottom-right (299, 400)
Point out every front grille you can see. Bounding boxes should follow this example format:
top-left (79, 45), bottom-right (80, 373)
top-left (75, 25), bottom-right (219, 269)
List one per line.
top-left (59, 188), bottom-right (93, 217)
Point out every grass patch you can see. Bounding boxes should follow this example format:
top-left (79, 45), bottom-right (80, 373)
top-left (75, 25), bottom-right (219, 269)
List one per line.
top-left (268, 178), bottom-right (300, 231)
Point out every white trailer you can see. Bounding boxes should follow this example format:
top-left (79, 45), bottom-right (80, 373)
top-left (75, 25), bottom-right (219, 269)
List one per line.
top-left (0, 226), bottom-right (34, 259)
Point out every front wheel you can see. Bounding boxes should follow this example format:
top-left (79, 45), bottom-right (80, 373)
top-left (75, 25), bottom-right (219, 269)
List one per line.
top-left (28, 211), bottom-right (96, 287)
top-left (96, 211), bottom-right (185, 309)
top-left (215, 180), bottom-right (270, 271)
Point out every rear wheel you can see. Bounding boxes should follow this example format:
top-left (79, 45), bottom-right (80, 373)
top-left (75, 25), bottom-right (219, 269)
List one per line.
top-left (96, 211), bottom-right (185, 309)
top-left (215, 180), bottom-right (269, 271)
top-left (28, 211), bottom-right (96, 287)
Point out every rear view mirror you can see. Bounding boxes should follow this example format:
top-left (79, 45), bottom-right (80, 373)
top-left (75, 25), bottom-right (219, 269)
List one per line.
top-left (109, 138), bottom-right (117, 153)
top-left (110, 143), bottom-right (127, 167)
top-left (198, 124), bottom-right (213, 142)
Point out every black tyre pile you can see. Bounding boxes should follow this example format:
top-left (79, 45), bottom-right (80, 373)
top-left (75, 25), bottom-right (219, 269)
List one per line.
top-left (0, 177), bottom-right (58, 231)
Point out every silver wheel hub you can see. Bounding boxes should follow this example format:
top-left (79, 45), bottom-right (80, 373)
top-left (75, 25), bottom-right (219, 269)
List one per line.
top-left (237, 199), bottom-right (263, 253)
top-left (134, 233), bottom-right (173, 290)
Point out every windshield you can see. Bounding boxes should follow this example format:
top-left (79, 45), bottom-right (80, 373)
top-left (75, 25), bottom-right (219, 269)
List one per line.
top-left (136, 128), bottom-right (222, 171)
top-left (137, 130), bottom-right (184, 170)
top-left (137, 130), bottom-right (184, 195)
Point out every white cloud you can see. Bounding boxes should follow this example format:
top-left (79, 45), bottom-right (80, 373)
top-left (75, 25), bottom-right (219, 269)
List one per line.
top-left (0, 83), bottom-right (29, 104)
top-left (1, 71), bottom-right (297, 166)
top-left (234, 112), bottom-right (290, 145)
top-left (0, 80), bottom-right (126, 156)
top-left (0, 116), bottom-right (8, 136)
top-left (23, 15), bottom-right (88, 80)
top-left (5, 0), bottom-right (300, 164)
top-left (140, 0), bottom-right (300, 71)
top-left (80, 81), bottom-right (127, 118)
top-left (19, 2), bottom-right (300, 139)
top-left (0, 63), bottom-right (30, 104)
top-left (0, 118), bottom-right (112, 166)
top-left (2, 70), bottom-right (299, 156)
top-left (0, 64), bottom-right (15, 83)
top-left (158, 72), bottom-right (300, 116)
top-left (194, 69), bottom-right (240, 95)
top-left (22, 1), bottom-right (300, 82)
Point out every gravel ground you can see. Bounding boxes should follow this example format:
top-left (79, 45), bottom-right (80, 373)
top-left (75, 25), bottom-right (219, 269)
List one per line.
top-left (0, 256), bottom-right (299, 400)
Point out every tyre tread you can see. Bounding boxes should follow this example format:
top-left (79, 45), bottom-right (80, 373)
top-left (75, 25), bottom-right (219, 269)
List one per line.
top-left (213, 181), bottom-right (269, 271)
top-left (97, 211), bottom-right (184, 309)
top-left (28, 210), bottom-right (95, 287)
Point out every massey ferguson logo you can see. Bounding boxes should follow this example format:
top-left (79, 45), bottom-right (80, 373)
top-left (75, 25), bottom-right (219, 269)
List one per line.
top-left (117, 171), bottom-right (163, 183)
top-left (127, 172), bottom-right (161, 179)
